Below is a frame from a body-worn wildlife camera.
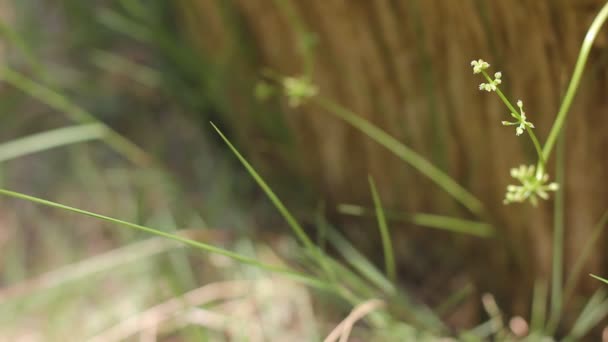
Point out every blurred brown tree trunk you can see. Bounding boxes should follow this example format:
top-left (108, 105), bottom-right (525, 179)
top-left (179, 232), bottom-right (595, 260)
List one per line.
top-left (178, 0), bottom-right (608, 322)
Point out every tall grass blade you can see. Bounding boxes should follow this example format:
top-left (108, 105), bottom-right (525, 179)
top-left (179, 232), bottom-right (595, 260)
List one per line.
top-left (565, 289), bottom-right (608, 341)
top-left (325, 228), bottom-right (394, 295)
top-left (0, 188), bottom-right (331, 290)
top-left (564, 210), bottom-right (608, 301)
top-left (314, 97), bottom-right (484, 216)
top-left (368, 176), bottom-right (396, 283)
top-left (210, 122), bottom-right (316, 253)
top-left (0, 67), bottom-right (151, 166)
top-left (338, 204), bottom-right (493, 237)
top-left (0, 124), bottom-right (106, 163)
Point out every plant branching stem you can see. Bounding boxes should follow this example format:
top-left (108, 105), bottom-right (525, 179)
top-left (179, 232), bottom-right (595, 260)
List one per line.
top-left (480, 72), bottom-right (545, 173)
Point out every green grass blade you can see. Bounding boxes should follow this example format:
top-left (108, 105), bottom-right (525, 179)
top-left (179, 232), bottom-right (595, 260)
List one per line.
top-left (0, 124), bottom-right (106, 163)
top-left (0, 67), bottom-right (151, 166)
top-left (530, 279), bottom-right (548, 333)
top-left (590, 274), bottom-right (608, 285)
top-left (210, 122), bottom-right (315, 253)
top-left (325, 228), bottom-right (394, 295)
top-left (314, 97), bottom-right (484, 216)
top-left (368, 176), bottom-right (396, 283)
top-left (564, 210), bottom-right (608, 301)
top-left (547, 130), bottom-right (566, 333)
top-left (565, 289), bottom-right (608, 341)
top-left (0, 188), bottom-right (331, 291)
top-left (0, 19), bottom-right (46, 80)
top-left (338, 204), bottom-right (493, 237)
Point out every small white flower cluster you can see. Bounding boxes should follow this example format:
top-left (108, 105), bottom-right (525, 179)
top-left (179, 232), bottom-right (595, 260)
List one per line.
top-left (504, 165), bottom-right (559, 205)
top-left (502, 100), bottom-right (535, 136)
top-left (282, 76), bottom-right (318, 107)
top-left (471, 59), bottom-right (490, 74)
top-left (471, 59), bottom-right (502, 92)
top-left (479, 72), bottom-right (502, 92)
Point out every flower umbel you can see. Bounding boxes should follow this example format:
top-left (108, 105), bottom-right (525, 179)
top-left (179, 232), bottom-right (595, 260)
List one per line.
top-left (282, 76), bottom-right (318, 107)
top-left (479, 71), bottom-right (502, 92)
top-left (471, 59), bottom-right (490, 74)
top-left (502, 100), bottom-right (535, 136)
top-left (504, 165), bottom-right (559, 206)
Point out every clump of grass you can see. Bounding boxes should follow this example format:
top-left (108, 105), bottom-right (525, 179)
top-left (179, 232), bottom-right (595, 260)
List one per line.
top-left (3, 0), bottom-right (608, 340)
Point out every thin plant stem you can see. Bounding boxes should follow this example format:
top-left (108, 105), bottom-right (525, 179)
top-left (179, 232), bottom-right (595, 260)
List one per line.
top-left (543, 1), bottom-right (608, 162)
top-left (480, 71), bottom-right (545, 172)
top-left (547, 130), bottom-right (566, 334)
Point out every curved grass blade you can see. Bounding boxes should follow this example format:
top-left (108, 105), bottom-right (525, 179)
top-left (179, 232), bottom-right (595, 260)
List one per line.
top-left (564, 288), bottom-right (608, 341)
top-left (0, 124), bottom-right (106, 163)
top-left (210, 122), bottom-right (316, 253)
top-left (0, 188), bottom-right (331, 291)
top-left (314, 97), bottom-right (484, 216)
top-left (0, 67), bottom-right (151, 166)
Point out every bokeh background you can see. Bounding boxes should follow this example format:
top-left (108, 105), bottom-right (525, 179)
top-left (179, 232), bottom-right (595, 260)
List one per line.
top-left (1, 0), bottom-right (608, 340)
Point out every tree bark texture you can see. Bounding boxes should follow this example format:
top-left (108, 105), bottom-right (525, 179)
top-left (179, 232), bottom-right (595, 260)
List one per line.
top-left (178, 0), bottom-right (608, 319)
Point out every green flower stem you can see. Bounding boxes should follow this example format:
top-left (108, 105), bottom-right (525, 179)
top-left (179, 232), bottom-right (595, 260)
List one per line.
top-left (481, 71), bottom-right (545, 173)
top-left (543, 1), bottom-right (608, 162)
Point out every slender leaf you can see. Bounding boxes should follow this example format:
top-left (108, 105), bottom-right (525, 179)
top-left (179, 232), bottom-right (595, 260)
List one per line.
top-left (368, 176), bottom-right (396, 283)
top-left (0, 188), bottom-right (331, 290)
top-left (338, 204), bottom-right (493, 237)
top-left (0, 124), bottom-right (106, 163)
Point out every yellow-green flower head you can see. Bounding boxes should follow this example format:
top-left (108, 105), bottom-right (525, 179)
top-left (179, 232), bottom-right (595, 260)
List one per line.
top-left (504, 165), bottom-right (559, 206)
top-left (282, 76), bottom-right (318, 107)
